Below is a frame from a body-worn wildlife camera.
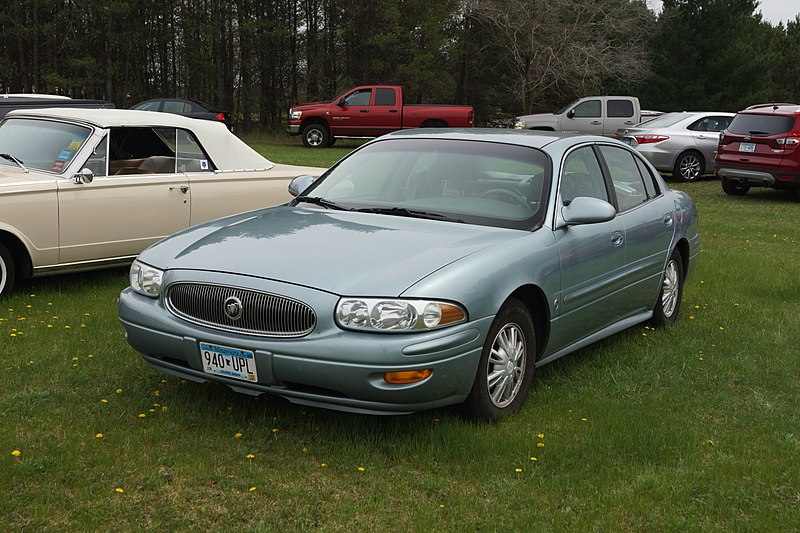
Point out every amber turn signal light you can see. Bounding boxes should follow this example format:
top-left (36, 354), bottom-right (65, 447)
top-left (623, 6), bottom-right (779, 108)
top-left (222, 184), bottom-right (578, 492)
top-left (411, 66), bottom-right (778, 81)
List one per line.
top-left (384, 369), bottom-right (432, 384)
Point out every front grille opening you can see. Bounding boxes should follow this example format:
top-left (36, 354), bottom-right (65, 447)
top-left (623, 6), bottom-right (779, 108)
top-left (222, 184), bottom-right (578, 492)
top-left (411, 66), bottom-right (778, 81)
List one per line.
top-left (167, 283), bottom-right (316, 337)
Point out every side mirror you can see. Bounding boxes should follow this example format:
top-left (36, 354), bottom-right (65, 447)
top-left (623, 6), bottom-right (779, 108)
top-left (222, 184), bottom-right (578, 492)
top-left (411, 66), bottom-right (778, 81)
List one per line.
top-left (288, 174), bottom-right (316, 197)
top-left (566, 109), bottom-right (575, 119)
top-left (73, 168), bottom-right (94, 184)
top-left (561, 196), bottom-right (616, 225)
top-left (337, 98), bottom-right (347, 107)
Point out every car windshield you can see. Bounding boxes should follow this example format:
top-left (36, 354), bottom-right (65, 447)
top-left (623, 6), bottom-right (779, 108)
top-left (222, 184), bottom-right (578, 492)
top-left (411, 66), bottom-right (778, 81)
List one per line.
top-left (300, 138), bottom-right (551, 230)
top-left (0, 118), bottom-right (91, 174)
top-left (636, 112), bottom-right (690, 128)
top-left (555, 100), bottom-right (579, 115)
top-left (727, 114), bottom-right (797, 136)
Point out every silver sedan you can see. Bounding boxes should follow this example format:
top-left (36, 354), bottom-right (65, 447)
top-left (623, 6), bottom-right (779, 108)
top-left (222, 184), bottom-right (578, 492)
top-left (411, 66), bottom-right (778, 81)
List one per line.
top-left (615, 112), bottom-right (734, 182)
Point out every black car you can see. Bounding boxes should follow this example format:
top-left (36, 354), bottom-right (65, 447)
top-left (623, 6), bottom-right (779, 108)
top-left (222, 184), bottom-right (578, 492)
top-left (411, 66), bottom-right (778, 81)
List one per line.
top-left (131, 98), bottom-right (233, 130)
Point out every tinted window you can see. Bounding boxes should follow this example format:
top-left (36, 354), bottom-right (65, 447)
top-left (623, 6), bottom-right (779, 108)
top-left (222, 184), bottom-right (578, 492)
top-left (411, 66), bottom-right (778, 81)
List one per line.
top-left (688, 115), bottom-right (732, 132)
top-left (560, 146), bottom-right (608, 204)
top-left (375, 88), bottom-right (396, 106)
top-left (728, 114), bottom-right (797, 136)
top-left (599, 145), bottom-right (648, 211)
top-left (164, 100), bottom-right (191, 113)
top-left (607, 100), bottom-right (634, 118)
top-left (573, 100), bottom-right (601, 118)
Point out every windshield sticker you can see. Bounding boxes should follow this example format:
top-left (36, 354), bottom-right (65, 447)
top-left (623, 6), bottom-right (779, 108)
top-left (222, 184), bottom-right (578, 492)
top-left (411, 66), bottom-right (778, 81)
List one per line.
top-left (68, 139), bottom-right (83, 150)
top-left (58, 149), bottom-right (73, 160)
top-left (200, 160), bottom-right (208, 170)
top-left (52, 159), bottom-right (66, 172)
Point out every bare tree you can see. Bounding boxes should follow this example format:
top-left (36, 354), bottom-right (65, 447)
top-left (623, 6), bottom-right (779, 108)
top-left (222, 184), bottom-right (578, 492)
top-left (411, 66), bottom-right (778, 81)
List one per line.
top-left (469, 0), bottom-right (654, 113)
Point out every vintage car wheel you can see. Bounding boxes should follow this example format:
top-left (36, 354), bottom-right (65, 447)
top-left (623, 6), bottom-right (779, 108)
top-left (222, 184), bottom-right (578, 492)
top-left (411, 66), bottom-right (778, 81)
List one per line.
top-left (673, 151), bottom-right (704, 182)
top-left (650, 249), bottom-right (683, 327)
top-left (302, 124), bottom-right (330, 148)
top-left (463, 298), bottom-right (535, 420)
top-left (721, 177), bottom-right (750, 196)
top-left (0, 242), bottom-right (15, 298)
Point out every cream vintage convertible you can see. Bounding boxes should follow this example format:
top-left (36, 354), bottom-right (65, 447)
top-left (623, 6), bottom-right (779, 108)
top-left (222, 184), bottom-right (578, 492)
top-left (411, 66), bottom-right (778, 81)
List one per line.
top-left (0, 108), bottom-right (325, 297)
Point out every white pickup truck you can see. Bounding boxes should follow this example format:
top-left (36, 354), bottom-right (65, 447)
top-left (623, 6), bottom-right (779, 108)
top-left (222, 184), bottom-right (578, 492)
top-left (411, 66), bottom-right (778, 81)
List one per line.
top-left (513, 96), bottom-right (660, 136)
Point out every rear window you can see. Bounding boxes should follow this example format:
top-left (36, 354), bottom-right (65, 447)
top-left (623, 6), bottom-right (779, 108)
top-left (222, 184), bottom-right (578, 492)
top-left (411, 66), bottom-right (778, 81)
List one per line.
top-left (728, 114), bottom-right (797, 136)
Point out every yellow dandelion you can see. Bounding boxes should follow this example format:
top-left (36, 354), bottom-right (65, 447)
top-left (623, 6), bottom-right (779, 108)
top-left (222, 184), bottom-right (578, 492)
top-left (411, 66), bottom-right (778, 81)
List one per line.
top-left (320, 463), bottom-right (327, 467)
top-left (707, 439), bottom-right (715, 446)
top-left (689, 315), bottom-right (695, 320)
top-left (246, 453), bottom-right (255, 459)
top-left (153, 403), bottom-right (160, 407)
top-left (515, 468), bottom-right (522, 473)
top-left (64, 325), bottom-right (71, 329)
top-left (234, 432), bottom-right (242, 438)
top-left (161, 406), bottom-right (169, 413)
top-left (138, 413), bottom-right (146, 418)
top-left (530, 457), bottom-right (538, 462)
top-left (11, 449), bottom-right (21, 457)
top-left (581, 417), bottom-right (588, 421)
top-left (47, 324), bottom-right (53, 328)
top-left (100, 399), bottom-right (108, 403)
top-left (302, 447), bottom-right (308, 453)
top-left (537, 442), bottom-right (545, 448)
top-left (148, 408), bottom-right (155, 413)
top-left (95, 433), bottom-right (104, 439)
top-left (357, 467), bottom-right (365, 472)
top-left (271, 428), bottom-right (279, 433)
top-left (115, 388), bottom-right (123, 394)
top-left (115, 487), bottom-right (124, 494)
top-left (9, 333), bottom-right (16, 337)
top-left (248, 486), bottom-right (257, 492)
top-left (72, 357), bottom-right (79, 361)
top-left (537, 433), bottom-right (544, 439)
top-left (719, 326), bottom-right (725, 330)
top-left (439, 504), bottom-right (445, 509)
top-left (154, 390), bottom-right (160, 397)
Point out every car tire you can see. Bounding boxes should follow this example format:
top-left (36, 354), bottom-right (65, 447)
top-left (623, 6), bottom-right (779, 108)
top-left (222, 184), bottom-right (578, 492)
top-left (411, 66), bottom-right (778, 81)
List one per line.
top-left (721, 177), bottom-right (750, 196)
top-left (301, 124), bottom-right (330, 148)
top-left (650, 249), bottom-right (683, 328)
top-left (0, 242), bottom-right (16, 298)
top-left (673, 151), bottom-right (704, 182)
top-left (462, 298), bottom-right (535, 421)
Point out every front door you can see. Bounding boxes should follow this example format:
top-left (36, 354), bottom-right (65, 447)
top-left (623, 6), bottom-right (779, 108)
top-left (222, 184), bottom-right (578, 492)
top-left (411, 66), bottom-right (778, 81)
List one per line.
top-left (331, 88), bottom-right (374, 136)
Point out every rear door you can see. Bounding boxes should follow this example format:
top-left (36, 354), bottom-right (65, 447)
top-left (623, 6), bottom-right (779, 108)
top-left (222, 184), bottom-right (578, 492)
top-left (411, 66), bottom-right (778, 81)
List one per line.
top-left (604, 99), bottom-right (638, 135)
top-left (686, 114), bottom-right (732, 165)
top-left (371, 87), bottom-right (402, 134)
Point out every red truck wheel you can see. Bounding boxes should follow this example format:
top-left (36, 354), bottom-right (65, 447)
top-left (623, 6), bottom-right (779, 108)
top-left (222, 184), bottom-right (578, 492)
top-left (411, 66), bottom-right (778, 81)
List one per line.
top-left (302, 124), bottom-right (330, 148)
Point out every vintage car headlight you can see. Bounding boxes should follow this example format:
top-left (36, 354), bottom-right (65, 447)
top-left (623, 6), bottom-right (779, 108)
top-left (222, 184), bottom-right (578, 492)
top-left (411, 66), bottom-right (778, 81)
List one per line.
top-left (336, 298), bottom-right (467, 332)
top-left (129, 260), bottom-right (164, 298)
top-left (289, 109), bottom-right (302, 120)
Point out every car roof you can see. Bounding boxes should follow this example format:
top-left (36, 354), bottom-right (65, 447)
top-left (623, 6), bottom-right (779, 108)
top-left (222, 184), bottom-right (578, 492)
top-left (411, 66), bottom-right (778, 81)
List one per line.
top-left (4, 107), bottom-right (270, 170)
top-left (739, 104), bottom-right (800, 115)
top-left (383, 127), bottom-right (612, 149)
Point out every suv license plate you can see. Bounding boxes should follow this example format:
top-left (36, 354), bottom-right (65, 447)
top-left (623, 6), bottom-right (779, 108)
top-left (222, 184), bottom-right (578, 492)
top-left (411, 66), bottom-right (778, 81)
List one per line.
top-left (199, 342), bottom-right (258, 382)
top-left (739, 142), bottom-right (756, 153)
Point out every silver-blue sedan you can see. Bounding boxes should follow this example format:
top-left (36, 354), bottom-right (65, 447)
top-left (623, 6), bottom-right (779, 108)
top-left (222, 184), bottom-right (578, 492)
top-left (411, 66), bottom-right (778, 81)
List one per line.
top-left (118, 129), bottom-right (699, 420)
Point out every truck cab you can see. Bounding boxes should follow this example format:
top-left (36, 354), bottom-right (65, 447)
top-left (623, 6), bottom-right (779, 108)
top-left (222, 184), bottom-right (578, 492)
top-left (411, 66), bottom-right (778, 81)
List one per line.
top-left (514, 96), bottom-right (641, 136)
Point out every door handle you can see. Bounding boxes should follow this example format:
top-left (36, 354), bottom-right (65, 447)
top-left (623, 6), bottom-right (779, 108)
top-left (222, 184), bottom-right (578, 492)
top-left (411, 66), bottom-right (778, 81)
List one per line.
top-left (662, 213), bottom-right (673, 227)
top-left (611, 231), bottom-right (624, 246)
top-left (360, 110), bottom-right (369, 113)
top-left (389, 109), bottom-right (398, 113)
top-left (170, 185), bottom-right (189, 193)
top-left (591, 121), bottom-right (601, 125)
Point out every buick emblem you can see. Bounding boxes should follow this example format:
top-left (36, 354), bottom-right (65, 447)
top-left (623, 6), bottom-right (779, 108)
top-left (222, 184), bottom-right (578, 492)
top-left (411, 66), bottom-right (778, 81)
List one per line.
top-left (223, 296), bottom-right (243, 320)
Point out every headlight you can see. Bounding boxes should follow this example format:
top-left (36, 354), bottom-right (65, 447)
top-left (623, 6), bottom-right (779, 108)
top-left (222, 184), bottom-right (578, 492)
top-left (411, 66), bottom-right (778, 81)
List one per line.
top-left (129, 260), bottom-right (164, 298)
top-left (513, 119), bottom-right (525, 130)
top-left (289, 109), bottom-right (302, 120)
top-left (336, 298), bottom-right (466, 332)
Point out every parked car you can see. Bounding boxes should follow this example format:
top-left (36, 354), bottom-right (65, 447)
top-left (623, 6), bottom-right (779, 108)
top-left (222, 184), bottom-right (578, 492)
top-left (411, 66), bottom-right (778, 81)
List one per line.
top-left (0, 95), bottom-right (113, 121)
top-left (0, 108), bottom-right (325, 297)
top-left (614, 112), bottom-right (734, 182)
top-left (131, 98), bottom-right (233, 131)
top-left (286, 85), bottom-right (474, 148)
top-left (715, 104), bottom-right (800, 195)
top-left (513, 96), bottom-right (657, 136)
top-left (119, 129), bottom-right (699, 420)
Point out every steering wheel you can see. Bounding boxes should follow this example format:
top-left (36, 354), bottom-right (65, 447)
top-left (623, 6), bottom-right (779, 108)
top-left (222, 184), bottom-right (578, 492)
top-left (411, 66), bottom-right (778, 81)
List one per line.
top-left (479, 188), bottom-right (530, 208)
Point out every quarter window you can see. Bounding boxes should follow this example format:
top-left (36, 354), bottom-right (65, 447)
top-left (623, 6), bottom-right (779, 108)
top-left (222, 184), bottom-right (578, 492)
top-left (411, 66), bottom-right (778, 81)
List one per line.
top-left (599, 146), bottom-right (648, 211)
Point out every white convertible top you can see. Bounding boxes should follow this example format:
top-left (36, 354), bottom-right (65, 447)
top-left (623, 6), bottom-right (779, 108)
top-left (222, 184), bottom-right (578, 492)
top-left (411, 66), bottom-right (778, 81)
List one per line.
top-left (5, 107), bottom-right (274, 170)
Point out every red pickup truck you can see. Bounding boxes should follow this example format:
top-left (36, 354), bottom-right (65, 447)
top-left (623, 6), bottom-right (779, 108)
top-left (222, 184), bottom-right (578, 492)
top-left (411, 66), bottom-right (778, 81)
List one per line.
top-left (287, 85), bottom-right (474, 147)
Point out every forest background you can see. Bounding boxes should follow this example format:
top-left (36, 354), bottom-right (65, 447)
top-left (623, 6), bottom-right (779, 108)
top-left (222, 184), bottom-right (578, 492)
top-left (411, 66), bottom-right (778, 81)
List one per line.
top-left (1, 0), bottom-right (798, 131)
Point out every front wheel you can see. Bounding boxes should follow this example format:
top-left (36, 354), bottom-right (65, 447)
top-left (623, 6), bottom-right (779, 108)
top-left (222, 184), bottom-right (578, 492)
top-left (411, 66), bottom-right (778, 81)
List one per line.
top-left (301, 124), bottom-right (330, 148)
top-left (0, 242), bottom-right (16, 298)
top-left (650, 249), bottom-right (683, 328)
top-left (674, 151), bottom-right (704, 182)
top-left (462, 298), bottom-right (535, 421)
top-left (721, 177), bottom-right (750, 196)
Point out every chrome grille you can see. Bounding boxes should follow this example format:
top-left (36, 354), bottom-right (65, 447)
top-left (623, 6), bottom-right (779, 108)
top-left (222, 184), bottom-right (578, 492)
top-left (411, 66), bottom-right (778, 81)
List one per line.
top-left (166, 283), bottom-right (316, 337)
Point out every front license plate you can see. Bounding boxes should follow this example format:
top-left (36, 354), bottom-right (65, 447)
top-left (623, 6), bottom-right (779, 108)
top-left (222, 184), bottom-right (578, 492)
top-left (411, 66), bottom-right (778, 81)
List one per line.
top-left (739, 142), bottom-right (756, 153)
top-left (199, 342), bottom-right (258, 382)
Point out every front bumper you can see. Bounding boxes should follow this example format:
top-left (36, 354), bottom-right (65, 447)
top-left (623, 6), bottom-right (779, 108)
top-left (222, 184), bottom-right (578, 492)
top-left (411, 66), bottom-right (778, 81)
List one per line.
top-left (286, 124), bottom-right (300, 135)
top-left (118, 278), bottom-right (490, 415)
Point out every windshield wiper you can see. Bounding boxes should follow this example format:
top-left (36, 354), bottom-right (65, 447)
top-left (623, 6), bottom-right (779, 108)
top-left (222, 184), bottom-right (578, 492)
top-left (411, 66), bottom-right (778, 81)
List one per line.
top-left (356, 206), bottom-right (464, 223)
top-left (0, 153), bottom-right (28, 173)
top-left (294, 196), bottom-right (353, 211)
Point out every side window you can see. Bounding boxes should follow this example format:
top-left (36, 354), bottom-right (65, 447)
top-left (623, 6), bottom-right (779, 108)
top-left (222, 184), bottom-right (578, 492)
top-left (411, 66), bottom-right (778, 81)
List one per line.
top-left (164, 100), bottom-right (191, 113)
top-left (375, 88), bottom-right (396, 106)
top-left (108, 127), bottom-right (176, 175)
top-left (83, 134), bottom-right (108, 177)
top-left (599, 145), bottom-right (648, 211)
top-left (572, 100), bottom-right (601, 118)
top-left (635, 157), bottom-right (659, 197)
top-left (342, 89), bottom-right (372, 106)
top-left (134, 101), bottom-right (161, 111)
top-left (560, 146), bottom-right (608, 205)
top-left (607, 99), bottom-right (634, 118)
top-left (689, 115), bottom-right (733, 132)
top-left (176, 129), bottom-right (215, 172)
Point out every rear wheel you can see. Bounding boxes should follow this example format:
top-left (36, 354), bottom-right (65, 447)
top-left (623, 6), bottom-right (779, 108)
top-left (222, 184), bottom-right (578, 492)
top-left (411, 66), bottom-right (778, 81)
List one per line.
top-left (462, 298), bottom-right (535, 421)
top-left (650, 249), bottom-right (683, 328)
top-left (673, 151), bottom-right (704, 182)
top-left (721, 177), bottom-right (750, 195)
top-left (0, 242), bottom-right (16, 298)
top-left (301, 123), bottom-right (330, 148)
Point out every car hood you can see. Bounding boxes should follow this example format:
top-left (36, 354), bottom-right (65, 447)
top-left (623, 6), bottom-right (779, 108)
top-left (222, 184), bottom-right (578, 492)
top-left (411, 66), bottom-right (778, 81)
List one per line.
top-left (0, 166), bottom-right (56, 192)
top-left (517, 112), bottom-right (558, 128)
top-left (142, 205), bottom-right (526, 296)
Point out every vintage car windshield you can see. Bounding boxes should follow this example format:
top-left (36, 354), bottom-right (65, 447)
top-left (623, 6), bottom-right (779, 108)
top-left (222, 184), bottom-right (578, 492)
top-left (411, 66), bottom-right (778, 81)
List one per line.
top-left (303, 138), bottom-right (551, 230)
top-left (0, 118), bottom-right (91, 174)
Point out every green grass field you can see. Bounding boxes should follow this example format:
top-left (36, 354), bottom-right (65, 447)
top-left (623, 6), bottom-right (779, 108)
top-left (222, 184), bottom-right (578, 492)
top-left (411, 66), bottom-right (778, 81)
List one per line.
top-left (1, 140), bottom-right (798, 531)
